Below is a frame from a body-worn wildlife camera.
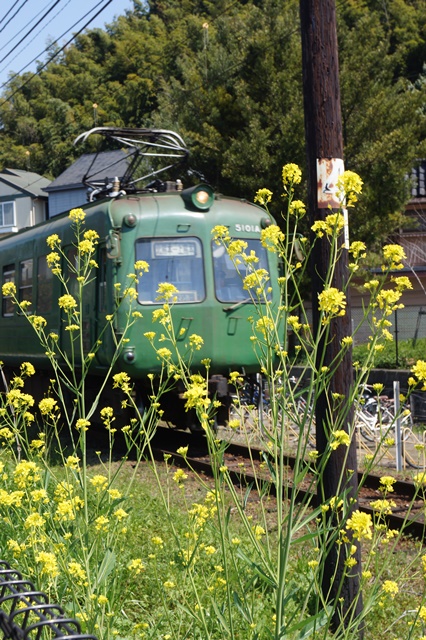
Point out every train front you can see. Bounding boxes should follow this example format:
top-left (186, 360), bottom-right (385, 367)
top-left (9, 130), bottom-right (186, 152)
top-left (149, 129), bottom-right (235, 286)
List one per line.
top-left (109, 183), bottom-right (282, 428)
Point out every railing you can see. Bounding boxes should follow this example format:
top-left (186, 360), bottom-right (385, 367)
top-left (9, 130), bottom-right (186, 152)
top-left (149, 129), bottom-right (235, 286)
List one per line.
top-left (0, 560), bottom-right (97, 640)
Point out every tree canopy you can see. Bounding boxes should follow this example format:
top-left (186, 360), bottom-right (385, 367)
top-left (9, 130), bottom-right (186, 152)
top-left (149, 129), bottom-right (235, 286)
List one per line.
top-left (0, 0), bottom-right (425, 246)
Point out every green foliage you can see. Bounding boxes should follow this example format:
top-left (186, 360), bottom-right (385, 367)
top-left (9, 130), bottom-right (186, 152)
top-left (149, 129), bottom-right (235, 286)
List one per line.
top-left (353, 336), bottom-right (426, 369)
top-left (0, 0), bottom-right (425, 245)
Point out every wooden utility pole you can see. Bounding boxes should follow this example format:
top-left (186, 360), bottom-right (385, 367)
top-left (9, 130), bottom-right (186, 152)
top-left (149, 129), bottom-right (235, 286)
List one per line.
top-left (299, 0), bottom-right (363, 632)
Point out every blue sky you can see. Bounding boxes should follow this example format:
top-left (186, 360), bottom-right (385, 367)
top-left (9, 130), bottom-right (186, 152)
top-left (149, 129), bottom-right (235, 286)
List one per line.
top-left (0, 0), bottom-right (134, 90)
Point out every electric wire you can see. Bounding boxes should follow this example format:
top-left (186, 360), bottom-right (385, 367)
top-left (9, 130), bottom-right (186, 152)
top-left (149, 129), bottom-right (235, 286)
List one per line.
top-left (0, 0), bottom-right (114, 107)
top-left (0, 0), bottom-right (30, 33)
top-left (0, 0), bottom-right (62, 65)
top-left (0, 0), bottom-right (67, 52)
top-left (0, 0), bottom-right (91, 82)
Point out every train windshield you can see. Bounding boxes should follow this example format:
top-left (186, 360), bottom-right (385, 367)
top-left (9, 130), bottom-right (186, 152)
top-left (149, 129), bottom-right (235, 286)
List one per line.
top-left (136, 237), bottom-right (205, 304)
top-left (212, 239), bottom-right (271, 303)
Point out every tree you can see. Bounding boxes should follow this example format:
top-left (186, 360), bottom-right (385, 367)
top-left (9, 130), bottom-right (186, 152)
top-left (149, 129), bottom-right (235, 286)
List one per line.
top-left (0, 0), bottom-right (424, 246)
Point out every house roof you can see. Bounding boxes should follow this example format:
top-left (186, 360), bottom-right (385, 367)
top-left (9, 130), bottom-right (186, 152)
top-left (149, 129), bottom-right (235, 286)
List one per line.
top-left (0, 168), bottom-right (51, 197)
top-left (44, 150), bottom-right (130, 192)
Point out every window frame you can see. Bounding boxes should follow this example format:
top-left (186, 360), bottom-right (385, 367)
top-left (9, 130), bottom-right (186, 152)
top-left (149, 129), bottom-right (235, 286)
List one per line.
top-left (0, 201), bottom-right (15, 228)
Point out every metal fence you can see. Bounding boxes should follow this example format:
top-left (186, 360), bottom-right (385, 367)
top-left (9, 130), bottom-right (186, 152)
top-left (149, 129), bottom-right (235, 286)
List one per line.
top-left (351, 305), bottom-right (426, 349)
top-left (0, 560), bottom-right (97, 640)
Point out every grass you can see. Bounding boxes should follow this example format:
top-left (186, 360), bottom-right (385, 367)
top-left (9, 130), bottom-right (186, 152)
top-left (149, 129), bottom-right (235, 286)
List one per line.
top-left (353, 337), bottom-right (426, 370)
top-left (59, 450), bottom-right (426, 638)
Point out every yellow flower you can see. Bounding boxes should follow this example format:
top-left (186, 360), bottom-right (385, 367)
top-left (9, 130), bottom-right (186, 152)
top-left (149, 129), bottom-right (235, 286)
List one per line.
top-left (289, 199), bottom-right (306, 217)
top-left (113, 372), bottom-right (132, 393)
top-left (58, 294), bottom-right (77, 311)
top-left (108, 488), bottom-right (122, 500)
top-left (173, 468), bottom-right (188, 484)
top-left (39, 397), bottom-right (58, 415)
top-left (69, 208), bottom-right (86, 222)
top-left (413, 472), bottom-right (426, 488)
top-left (36, 551), bottom-right (59, 578)
top-left (90, 475), bottom-right (108, 492)
top-left (211, 225), bottom-right (230, 243)
top-left (318, 287), bottom-right (346, 321)
top-left (204, 545), bottom-right (216, 555)
top-left (382, 244), bottom-right (406, 270)
top-left (68, 561), bottom-right (88, 586)
top-left (364, 279), bottom-right (379, 292)
top-left (346, 510), bottom-right (372, 540)
top-left (261, 225), bottom-right (285, 251)
top-left (25, 512), bottom-right (46, 528)
top-left (156, 282), bottom-right (179, 301)
top-left (379, 475), bottom-right (396, 492)
top-left (370, 499), bottom-right (396, 515)
top-left (46, 234), bottom-right (61, 249)
top-left (282, 163), bottom-right (302, 187)
top-left (336, 171), bottom-right (363, 207)
top-left (113, 508), bottom-right (129, 521)
top-left (134, 260), bottom-right (149, 273)
top-left (157, 347), bottom-right (172, 360)
top-left (349, 241), bottom-right (366, 259)
top-left (391, 275), bottom-right (412, 291)
top-left (411, 360), bottom-right (426, 383)
top-left (189, 334), bottom-right (204, 350)
top-left (163, 580), bottom-right (176, 589)
top-left (20, 362), bottom-right (35, 377)
top-left (75, 419), bottom-right (90, 431)
top-left (128, 558), bottom-right (145, 574)
top-left (95, 515), bottom-right (109, 531)
top-left (254, 188), bottom-right (273, 206)
top-left (78, 239), bottom-right (96, 254)
top-left (13, 460), bottom-right (41, 488)
top-left (28, 315), bottom-right (47, 330)
top-left (253, 524), bottom-right (265, 540)
top-left (2, 282), bottom-right (16, 297)
top-left (382, 580), bottom-right (399, 598)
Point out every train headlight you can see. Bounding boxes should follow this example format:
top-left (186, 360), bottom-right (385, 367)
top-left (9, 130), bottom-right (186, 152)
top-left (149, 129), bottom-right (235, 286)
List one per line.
top-left (261, 217), bottom-right (272, 229)
top-left (123, 349), bottom-right (136, 363)
top-left (181, 184), bottom-right (214, 211)
top-left (124, 213), bottom-right (137, 227)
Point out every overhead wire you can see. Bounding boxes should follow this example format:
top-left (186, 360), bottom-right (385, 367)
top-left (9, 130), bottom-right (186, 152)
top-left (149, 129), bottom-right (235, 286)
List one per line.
top-left (0, 0), bottom-right (115, 89)
top-left (0, 0), bottom-right (114, 107)
top-left (0, 0), bottom-right (30, 33)
top-left (0, 0), bottom-right (63, 65)
top-left (0, 0), bottom-right (75, 78)
top-left (0, 0), bottom-right (66, 52)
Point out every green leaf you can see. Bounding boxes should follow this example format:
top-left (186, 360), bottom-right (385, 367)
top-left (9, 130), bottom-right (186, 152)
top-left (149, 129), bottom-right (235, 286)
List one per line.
top-left (93, 549), bottom-right (116, 589)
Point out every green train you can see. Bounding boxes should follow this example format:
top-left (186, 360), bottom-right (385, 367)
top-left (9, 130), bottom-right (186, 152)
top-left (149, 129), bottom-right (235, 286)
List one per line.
top-left (0, 129), bottom-right (281, 429)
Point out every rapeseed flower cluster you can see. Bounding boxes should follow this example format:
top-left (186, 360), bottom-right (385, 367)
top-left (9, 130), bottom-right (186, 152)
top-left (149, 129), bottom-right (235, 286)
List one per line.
top-left (318, 287), bottom-right (346, 323)
top-left (282, 163), bottom-right (302, 188)
top-left (254, 188), bottom-right (273, 206)
top-left (311, 213), bottom-right (345, 238)
top-left (336, 170), bottom-right (363, 207)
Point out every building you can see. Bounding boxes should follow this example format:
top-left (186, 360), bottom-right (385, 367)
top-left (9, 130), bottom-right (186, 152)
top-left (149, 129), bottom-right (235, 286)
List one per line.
top-left (349, 160), bottom-right (426, 350)
top-left (44, 150), bottom-right (130, 217)
top-left (0, 168), bottom-right (50, 235)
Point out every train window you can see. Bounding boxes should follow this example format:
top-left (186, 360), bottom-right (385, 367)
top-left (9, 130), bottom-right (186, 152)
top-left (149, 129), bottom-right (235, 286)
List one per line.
top-left (2, 264), bottom-right (15, 316)
top-left (212, 239), bottom-right (271, 303)
top-left (37, 255), bottom-right (53, 314)
top-left (19, 259), bottom-right (33, 304)
top-left (135, 237), bottom-right (205, 304)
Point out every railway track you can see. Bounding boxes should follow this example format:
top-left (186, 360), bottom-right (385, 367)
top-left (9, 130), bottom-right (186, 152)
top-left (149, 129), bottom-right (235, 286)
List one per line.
top-left (149, 426), bottom-right (426, 540)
